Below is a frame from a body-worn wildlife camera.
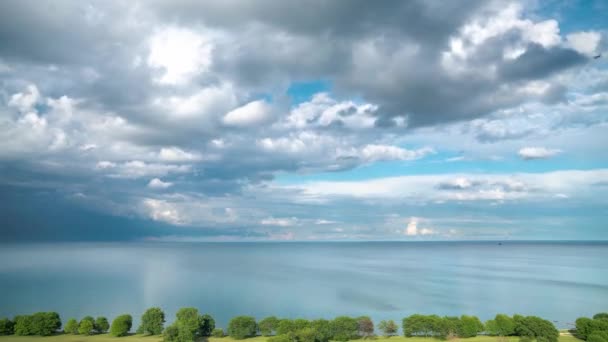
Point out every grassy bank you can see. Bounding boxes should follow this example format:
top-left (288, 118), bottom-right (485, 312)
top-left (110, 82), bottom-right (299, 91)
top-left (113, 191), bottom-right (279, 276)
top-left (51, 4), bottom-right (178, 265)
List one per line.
top-left (0, 335), bottom-right (583, 342)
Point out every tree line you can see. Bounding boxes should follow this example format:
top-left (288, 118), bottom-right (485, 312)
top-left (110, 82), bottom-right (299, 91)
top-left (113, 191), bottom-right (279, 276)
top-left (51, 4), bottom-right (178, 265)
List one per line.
top-left (0, 309), bottom-right (606, 342)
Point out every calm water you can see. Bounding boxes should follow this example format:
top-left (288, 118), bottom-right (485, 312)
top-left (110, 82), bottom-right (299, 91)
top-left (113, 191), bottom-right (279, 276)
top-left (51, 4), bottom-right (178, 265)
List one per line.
top-left (0, 241), bottom-right (606, 329)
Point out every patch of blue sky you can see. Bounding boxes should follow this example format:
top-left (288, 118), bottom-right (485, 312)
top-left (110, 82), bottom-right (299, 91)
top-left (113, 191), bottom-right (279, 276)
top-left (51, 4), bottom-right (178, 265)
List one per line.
top-left (274, 150), bottom-right (608, 184)
top-left (287, 80), bottom-right (332, 104)
top-left (535, 0), bottom-right (608, 33)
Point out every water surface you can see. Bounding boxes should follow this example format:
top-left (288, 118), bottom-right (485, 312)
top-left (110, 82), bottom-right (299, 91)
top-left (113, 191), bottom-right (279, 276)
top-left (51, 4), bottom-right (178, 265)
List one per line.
top-left (0, 241), bottom-right (606, 329)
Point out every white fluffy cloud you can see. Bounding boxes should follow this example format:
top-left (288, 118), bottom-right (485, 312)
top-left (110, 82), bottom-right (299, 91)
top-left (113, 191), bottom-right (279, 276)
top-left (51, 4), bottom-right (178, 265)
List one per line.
top-left (148, 178), bottom-right (173, 189)
top-left (518, 147), bottom-right (562, 160)
top-left (223, 100), bottom-right (273, 126)
top-left (147, 27), bottom-right (214, 84)
top-left (404, 217), bottom-right (436, 236)
top-left (260, 217), bottom-right (298, 227)
top-left (566, 31), bottom-right (601, 56)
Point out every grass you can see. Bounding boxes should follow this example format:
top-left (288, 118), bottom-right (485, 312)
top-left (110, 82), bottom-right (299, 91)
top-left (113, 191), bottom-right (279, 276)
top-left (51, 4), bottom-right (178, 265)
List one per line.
top-left (0, 335), bottom-right (583, 342)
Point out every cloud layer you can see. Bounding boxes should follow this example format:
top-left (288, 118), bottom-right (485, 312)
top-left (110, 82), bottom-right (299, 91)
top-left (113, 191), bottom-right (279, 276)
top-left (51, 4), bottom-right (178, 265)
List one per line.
top-left (0, 0), bottom-right (607, 241)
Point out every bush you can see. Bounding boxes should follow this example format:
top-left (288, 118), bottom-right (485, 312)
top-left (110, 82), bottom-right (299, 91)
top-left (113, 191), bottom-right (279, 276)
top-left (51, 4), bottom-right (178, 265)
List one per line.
top-left (200, 313), bottom-right (216, 336)
top-left (268, 334), bottom-right (293, 342)
top-left (259, 316), bottom-right (280, 336)
top-left (331, 316), bottom-right (359, 341)
top-left (228, 316), bottom-right (257, 339)
top-left (378, 320), bottom-right (398, 337)
top-left (139, 307), bottom-right (165, 335)
top-left (14, 315), bottom-right (33, 336)
top-left (594, 314), bottom-right (608, 322)
top-left (459, 315), bottom-right (483, 338)
top-left (163, 324), bottom-right (179, 342)
top-left (110, 314), bottom-right (132, 337)
top-left (486, 314), bottom-right (516, 337)
top-left (0, 318), bottom-right (14, 335)
top-left (32, 312), bottom-right (62, 336)
top-left (79, 319), bottom-right (95, 335)
top-left (358, 316), bottom-right (375, 338)
top-left (212, 328), bottom-right (226, 337)
top-left (95, 316), bottom-right (109, 334)
top-left (588, 332), bottom-right (608, 342)
top-left (64, 318), bottom-right (78, 334)
top-left (312, 319), bottom-right (333, 342)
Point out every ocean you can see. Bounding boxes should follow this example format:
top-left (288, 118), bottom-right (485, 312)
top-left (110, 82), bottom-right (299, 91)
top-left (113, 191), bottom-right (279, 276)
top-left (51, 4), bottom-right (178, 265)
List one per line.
top-left (0, 241), bottom-right (606, 329)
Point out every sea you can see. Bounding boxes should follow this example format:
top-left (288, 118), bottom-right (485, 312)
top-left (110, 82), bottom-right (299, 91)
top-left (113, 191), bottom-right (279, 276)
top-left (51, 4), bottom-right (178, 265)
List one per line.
top-left (0, 241), bottom-right (606, 330)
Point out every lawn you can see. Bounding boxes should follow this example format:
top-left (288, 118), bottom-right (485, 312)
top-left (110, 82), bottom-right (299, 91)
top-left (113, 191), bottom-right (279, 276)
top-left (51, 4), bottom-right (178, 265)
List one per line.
top-left (0, 336), bottom-right (582, 342)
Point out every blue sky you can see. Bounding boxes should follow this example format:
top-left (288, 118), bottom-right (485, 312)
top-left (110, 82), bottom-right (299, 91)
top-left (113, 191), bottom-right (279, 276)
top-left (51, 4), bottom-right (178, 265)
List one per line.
top-left (0, 0), bottom-right (607, 242)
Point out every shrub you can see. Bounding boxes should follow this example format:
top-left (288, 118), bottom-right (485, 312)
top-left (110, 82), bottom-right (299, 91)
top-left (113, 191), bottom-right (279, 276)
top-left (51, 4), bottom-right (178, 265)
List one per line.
top-left (588, 332), bottom-right (608, 342)
top-left (139, 307), bottom-right (165, 335)
top-left (163, 324), bottom-right (179, 342)
top-left (31, 312), bottom-right (62, 336)
top-left (259, 316), bottom-right (280, 336)
top-left (228, 316), bottom-right (257, 339)
top-left (311, 319), bottom-right (333, 342)
top-left (14, 315), bottom-right (33, 336)
top-left (268, 334), bottom-right (293, 342)
top-left (212, 328), bottom-right (226, 337)
top-left (358, 316), bottom-right (375, 338)
top-left (95, 316), bottom-right (109, 333)
top-left (331, 316), bottom-right (359, 341)
top-left (110, 314), bottom-right (133, 337)
top-left (378, 320), bottom-right (398, 337)
top-left (200, 313), bottom-right (216, 336)
top-left (0, 318), bottom-right (14, 335)
top-left (64, 318), bottom-right (79, 334)
top-left (79, 319), bottom-right (94, 335)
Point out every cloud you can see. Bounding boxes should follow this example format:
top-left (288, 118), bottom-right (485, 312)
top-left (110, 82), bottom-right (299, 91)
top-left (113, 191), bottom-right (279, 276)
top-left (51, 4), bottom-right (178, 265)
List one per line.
top-left (566, 31), bottom-right (602, 56)
top-left (148, 178), bottom-right (173, 189)
top-left (518, 147), bottom-right (562, 160)
top-left (404, 217), bottom-right (436, 236)
top-left (147, 27), bottom-right (213, 85)
top-left (260, 217), bottom-right (298, 227)
top-left (359, 145), bottom-right (435, 163)
top-left (159, 147), bottom-right (202, 162)
top-left (223, 100), bottom-right (273, 126)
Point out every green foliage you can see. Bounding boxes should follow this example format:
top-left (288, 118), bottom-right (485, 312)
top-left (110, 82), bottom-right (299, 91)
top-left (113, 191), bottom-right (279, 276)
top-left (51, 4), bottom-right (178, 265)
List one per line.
top-left (311, 319), bottom-right (332, 342)
top-left (576, 315), bottom-right (608, 340)
top-left (200, 313), bottom-right (216, 336)
top-left (139, 307), bottom-right (165, 335)
top-left (514, 315), bottom-right (558, 342)
top-left (486, 314), bottom-right (516, 337)
top-left (14, 312), bottom-right (61, 336)
top-left (14, 315), bottom-right (34, 336)
top-left (228, 316), bottom-right (257, 340)
top-left (594, 313), bottom-right (608, 322)
top-left (95, 316), bottom-right (109, 334)
top-left (163, 324), bottom-right (179, 342)
top-left (519, 336), bottom-right (533, 342)
top-left (358, 316), bottom-right (375, 338)
top-left (459, 315), bottom-right (484, 338)
top-left (269, 334), bottom-right (294, 342)
top-left (378, 320), bottom-right (398, 337)
top-left (78, 319), bottom-right (94, 335)
top-left (64, 318), bottom-right (78, 334)
top-left (402, 314), bottom-right (445, 338)
top-left (110, 314), bottom-right (133, 337)
top-left (0, 318), bottom-right (14, 335)
top-left (259, 316), bottom-right (280, 336)
top-left (277, 319), bottom-right (296, 335)
top-left (588, 331), bottom-right (608, 342)
top-left (212, 328), bottom-right (226, 337)
top-left (330, 316), bottom-right (359, 341)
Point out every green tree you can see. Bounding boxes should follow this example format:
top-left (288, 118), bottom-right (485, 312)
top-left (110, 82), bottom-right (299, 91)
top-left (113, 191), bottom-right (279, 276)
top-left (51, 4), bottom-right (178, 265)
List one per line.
top-left (297, 327), bottom-right (317, 342)
top-left (0, 318), bottom-right (14, 335)
top-left (228, 316), bottom-right (257, 340)
top-left (378, 320), bottom-right (398, 337)
top-left (110, 314), bottom-right (133, 337)
top-left (259, 316), bottom-right (280, 336)
top-left (331, 316), bottom-right (359, 341)
top-left (30, 312), bottom-right (61, 336)
top-left (64, 318), bottom-right (79, 334)
top-left (79, 319), bottom-right (95, 335)
top-left (459, 315), bottom-right (483, 338)
top-left (594, 313), bottom-right (608, 321)
top-left (588, 332), bottom-right (608, 342)
top-left (200, 313), bottom-right (216, 336)
top-left (311, 319), bottom-right (333, 342)
top-left (486, 314), bottom-right (516, 336)
top-left (212, 328), bottom-right (226, 337)
top-left (277, 319), bottom-right (296, 335)
top-left (163, 324), bottom-right (179, 342)
top-left (358, 316), bottom-right (375, 338)
top-left (14, 315), bottom-right (34, 336)
top-left (269, 334), bottom-right (293, 342)
top-left (95, 316), bottom-right (109, 334)
top-left (514, 316), bottom-right (558, 342)
top-left (139, 307), bottom-right (165, 335)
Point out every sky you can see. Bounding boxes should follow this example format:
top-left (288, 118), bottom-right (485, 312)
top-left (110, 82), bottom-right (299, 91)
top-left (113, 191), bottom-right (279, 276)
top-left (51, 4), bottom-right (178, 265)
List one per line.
top-left (0, 0), bottom-right (607, 242)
